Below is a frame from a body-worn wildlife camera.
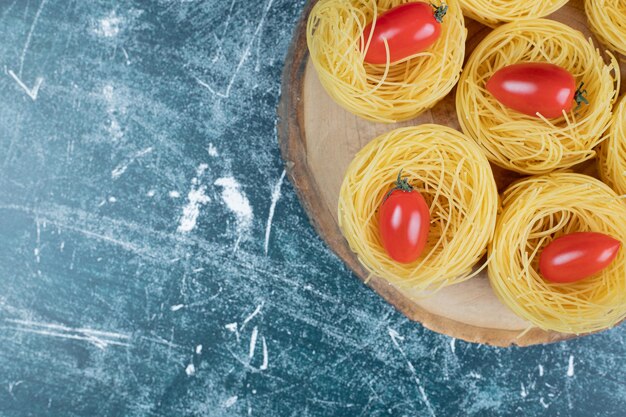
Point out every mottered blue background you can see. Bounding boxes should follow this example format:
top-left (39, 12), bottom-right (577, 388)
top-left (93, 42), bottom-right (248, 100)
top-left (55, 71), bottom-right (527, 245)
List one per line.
top-left (0, 1), bottom-right (624, 416)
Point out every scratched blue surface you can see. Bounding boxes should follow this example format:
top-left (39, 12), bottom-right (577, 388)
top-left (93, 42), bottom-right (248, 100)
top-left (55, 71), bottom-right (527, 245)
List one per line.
top-left (0, 1), bottom-right (624, 416)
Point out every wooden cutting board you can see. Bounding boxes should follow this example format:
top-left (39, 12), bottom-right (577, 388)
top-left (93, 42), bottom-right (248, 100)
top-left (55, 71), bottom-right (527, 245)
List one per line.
top-left (277, 0), bottom-right (626, 346)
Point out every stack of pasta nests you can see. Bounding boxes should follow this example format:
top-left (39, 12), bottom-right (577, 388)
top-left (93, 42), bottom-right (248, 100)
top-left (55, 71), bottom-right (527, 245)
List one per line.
top-left (307, 0), bottom-right (626, 336)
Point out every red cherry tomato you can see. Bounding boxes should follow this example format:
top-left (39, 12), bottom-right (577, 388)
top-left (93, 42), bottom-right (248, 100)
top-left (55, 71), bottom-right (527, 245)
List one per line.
top-left (362, 2), bottom-right (446, 65)
top-left (486, 63), bottom-right (587, 118)
top-left (539, 232), bottom-right (621, 283)
top-left (379, 173), bottom-right (430, 263)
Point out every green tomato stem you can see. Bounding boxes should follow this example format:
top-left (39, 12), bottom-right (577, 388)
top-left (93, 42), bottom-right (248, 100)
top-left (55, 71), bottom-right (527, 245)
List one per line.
top-left (431, 2), bottom-right (448, 23)
top-left (574, 81), bottom-right (589, 111)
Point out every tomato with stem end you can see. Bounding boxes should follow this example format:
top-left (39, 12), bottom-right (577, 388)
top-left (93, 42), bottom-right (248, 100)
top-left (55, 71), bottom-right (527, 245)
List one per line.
top-left (539, 232), bottom-right (621, 283)
top-left (379, 171), bottom-right (430, 263)
top-left (486, 63), bottom-right (588, 118)
top-left (362, 2), bottom-right (448, 65)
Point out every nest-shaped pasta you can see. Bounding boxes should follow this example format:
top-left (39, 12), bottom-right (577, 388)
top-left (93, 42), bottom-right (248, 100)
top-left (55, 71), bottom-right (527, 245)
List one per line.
top-left (456, 19), bottom-right (620, 175)
top-left (585, 0), bottom-right (626, 58)
top-left (307, 0), bottom-right (466, 123)
top-left (338, 125), bottom-right (498, 292)
top-left (489, 173), bottom-right (626, 334)
top-left (598, 94), bottom-right (626, 196)
top-left (460, 0), bottom-right (568, 27)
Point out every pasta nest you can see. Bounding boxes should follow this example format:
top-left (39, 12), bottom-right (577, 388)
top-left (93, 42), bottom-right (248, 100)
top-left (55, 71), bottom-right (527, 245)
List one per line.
top-left (307, 0), bottom-right (466, 123)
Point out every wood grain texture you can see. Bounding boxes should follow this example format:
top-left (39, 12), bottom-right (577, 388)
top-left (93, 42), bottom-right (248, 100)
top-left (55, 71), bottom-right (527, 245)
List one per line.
top-left (278, 0), bottom-right (624, 346)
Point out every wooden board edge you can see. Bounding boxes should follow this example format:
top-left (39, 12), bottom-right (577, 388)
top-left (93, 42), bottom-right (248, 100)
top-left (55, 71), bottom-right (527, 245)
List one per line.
top-left (276, 0), bottom-right (576, 347)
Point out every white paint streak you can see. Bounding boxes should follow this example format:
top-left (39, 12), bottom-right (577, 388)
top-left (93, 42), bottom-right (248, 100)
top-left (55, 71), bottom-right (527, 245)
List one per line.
top-left (170, 304), bottom-right (184, 312)
top-left (264, 169), bottom-right (286, 255)
top-left (449, 338), bottom-right (455, 354)
top-left (103, 84), bottom-right (114, 101)
top-left (96, 12), bottom-right (123, 37)
top-left (111, 147), bottom-right (153, 179)
top-left (140, 335), bottom-right (185, 351)
top-left (169, 191), bottom-right (181, 198)
top-left (388, 328), bottom-right (404, 343)
top-left (539, 364), bottom-right (544, 377)
top-left (185, 363), bottom-right (195, 376)
top-left (70, 249), bottom-right (76, 270)
top-left (225, 322), bottom-right (240, 342)
top-left (214, 176), bottom-right (253, 247)
top-left (8, 380), bottom-right (23, 397)
top-left (5, 327), bottom-right (119, 349)
top-left (121, 47), bottom-right (130, 65)
top-left (195, 0), bottom-right (275, 99)
top-left (136, 146), bottom-right (154, 157)
top-left (19, 0), bottom-right (48, 76)
top-left (208, 143), bottom-right (218, 157)
top-left (388, 328), bottom-right (436, 417)
top-left (5, 319), bottom-right (130, 350)
top-left (177, 187), bottom-right (210, 233)
top-left (102, 85), bottom-right (124, 140)
top-left (177, 164), bottom-right (210, 233)
top-left (8, 70), bottom-right (43, 101)
top-left (260, 336), bottom-right (268, 370)
top-left (111, 164), bottom-right (128, 179)
top-left (540, 397), bottom-right (549, 409)
top-left (222, 396), bottom-right (238, 409)
top-left (567, 355), bottom-right (575, 377)
top-left (196, 164), bottom-right (208, 177)
top-left (109, 119), bottom-right (123, 140)
top-left (195, 344), bottom-right (203, 354)
top-left (35, 219), bottom-right (41, 263)
top-left (520, 383), bottom-right (528, 398)
top-left (8, 320), bottom-right (129, 339)
top-left (249, 326), bottom-right (258, 358)
top-left (241, 302), bottom-right (263, 330)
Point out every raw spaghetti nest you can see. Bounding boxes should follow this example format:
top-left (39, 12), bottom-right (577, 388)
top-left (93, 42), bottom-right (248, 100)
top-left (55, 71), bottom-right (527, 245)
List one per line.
top-left (456, 19), bottom-right (620, 175)
top-left (460, 0), bottom-right (568, 27)
top-left (585, 0), bottom-right (626, 57)
top-left (598, 94), bottom-right (626, 196)
top-left (338, 125), bottom-right (498, 292)
top-left (307, 0), bottom-right (466, 123)
top-left (489, 173), bottom-right (626, 334)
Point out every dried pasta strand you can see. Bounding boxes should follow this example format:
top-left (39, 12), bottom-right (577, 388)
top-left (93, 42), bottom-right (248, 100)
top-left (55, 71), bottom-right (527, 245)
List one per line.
top-left (460, 0), bottom-right (568, 27)
top-left (585, 0), bottom-right (626, 57)
top-left (338, 125), bottom-right (498, 292)
top-left (307, 0), bottom-right (466, 123)
top-left (456, 19), bottom-right (620, 175)
top-left (598, 93), bottom-right (626, 196)
top-left (489, 173), bottom-right (626, 334)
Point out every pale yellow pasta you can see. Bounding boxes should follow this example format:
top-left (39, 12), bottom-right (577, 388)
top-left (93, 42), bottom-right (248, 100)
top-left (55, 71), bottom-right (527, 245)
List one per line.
top-left (585, 0), bottom-right (626, 57)
top-left (598, 94), bottom-right (626, 196)
top-left (307, 0), bottom-right (466, 123)
top-left (338, 125), bottom-right (498, 292)
top-left (457, 19), bottom-right (620, 174)
top-left (489, 173), bottom-right (626, 334)
top-left (460, 0), bottom-right (568, 27)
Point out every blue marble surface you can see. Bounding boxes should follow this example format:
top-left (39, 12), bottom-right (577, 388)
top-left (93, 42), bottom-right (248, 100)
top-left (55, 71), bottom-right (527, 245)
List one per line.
top-left (0, 1), bottom-right (624, 416)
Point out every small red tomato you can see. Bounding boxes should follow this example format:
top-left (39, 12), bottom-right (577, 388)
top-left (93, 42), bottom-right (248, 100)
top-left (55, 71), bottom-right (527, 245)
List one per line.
top-left (486, 63), bottom-right (588, 118)
top-left (362, 2), bottom-right (447, 65)
top-left (379, 172), bottom-right (430, 263)
top-left (539, 232), bottom-right (621, 283)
